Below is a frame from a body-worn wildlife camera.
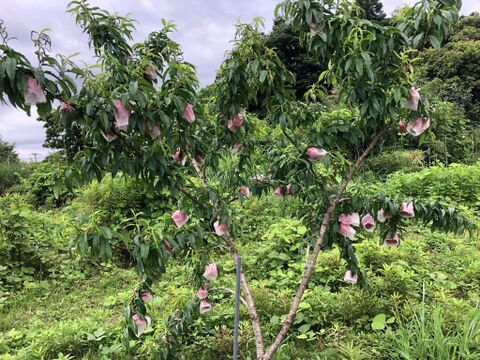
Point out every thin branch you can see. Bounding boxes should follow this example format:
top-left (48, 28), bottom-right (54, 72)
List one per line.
top-left (262, 126), bottom-right (388, 360)
top-left (227, 195), bottom-right (239, 204)
top-left (304, 242), bottom-right (310, 270)
top-left (187, 150), bottom-right (207, 186)
top-left (179, 188), bottom-right (207, 210)
top-left (183, 150), bottom-right (265, 357)
top-left (210, 287), bottom-right (247, 307)
top-left (223, 233), bottom-right (265, 358)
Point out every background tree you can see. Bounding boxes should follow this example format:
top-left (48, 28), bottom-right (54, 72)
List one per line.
top-left (0, 136), bottom-right (19, 163)
top-left (355, 0), bottom-right (387, 21)
top-left (418, 14), bottom-right (480, 125)
top-left (0, 137), bottom-right (22, 194)
top-left (265, 18), bottom-right (325, 99)
top-left (41, 111), bottom-right (86, 160)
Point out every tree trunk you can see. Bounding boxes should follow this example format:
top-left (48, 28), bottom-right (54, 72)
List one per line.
top-left (261, 127), bottom-right (388, 360)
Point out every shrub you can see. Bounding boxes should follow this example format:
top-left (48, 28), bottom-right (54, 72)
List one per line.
top-left (364, 149), bottom-right (424, 177)
top-left (0, 162), bottom-right (26, 194)
top-left (418, 20), bottom-right (480, 126)
top-left (65, 175), bottom-right (178, 268)
top-left (69, 175), bottom-right (143, 221)
top-left (10, 154), bottom-right (73, 209)
top-left (0, 194), bottom-right (68, 293)
top-left (259, 217), bottom-right (307, 271)
top-left (373, 163), bottom-right (480, 210)
top-left (422, 98), bottom-right (474, 164)
top-left (68, 173), bottom-right (176, 224)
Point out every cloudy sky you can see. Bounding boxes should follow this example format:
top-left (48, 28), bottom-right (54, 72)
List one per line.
top-left (0, 0), bottom-right (478, 161)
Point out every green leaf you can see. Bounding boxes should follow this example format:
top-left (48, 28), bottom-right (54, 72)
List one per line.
top-left (298, 324), bottom-right (310, 334)
top-left (140, 243), bottom-right (149, 259)
top-left (372, 97), bottom-right (380, 112)
top-left (129, 81), bottom-right (138, 96)
top-left (355, 58), bottom-right (363, 76)
top-left (259, 70), bottom-right (267, 83)
top-left (345, 58), bottom-right (352, 72)
top-left (394, 87), bottom-right (402, 103)
top-left (386, 316), bottom-right (395, 324)
top-left (366, 68), bottom-right (374, 81)
top-left (20, 266), bottom-right (35, 274)
top-left (428, 35), bottom-right (441, 49)
top-left (86, 102), bottom-right (94, 116)
top-left (371, 313), bottom-right (386, 330)
top-left (360, 100), bottom-right (369, 117)
top-left (433, 14), bottom-right (442, 28)
top-left (33, 68), bottom-right (45, 86)
top-left (36, 102), bottom-right (52, 118)
top-left (172, 96), bottom-right (184, 116)
top-left (361, 52), bottom-right (371, 66)
top-left (78, 232), bottom-right (88, 254)
top-left (270, 315), bottom-right (280, 325)
top-left (99, 238), bottom-right (112, 261)
top-left (251, 59), bottom-right (259, 73)
top-left (4, 57), bottom-right (16, 81)
top-left (412, 32), bottom-right (424, 48)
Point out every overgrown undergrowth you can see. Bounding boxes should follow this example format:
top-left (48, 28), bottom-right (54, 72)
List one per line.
top-left (1, 164), bottom-right (480, 359)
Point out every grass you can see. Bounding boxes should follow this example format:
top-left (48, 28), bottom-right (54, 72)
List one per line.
top-left (395, 302), bottom-right (480, 359)
top-left (0, 268), bottom-right (137, 359)
top-left (1, 215), bottom-right (480, 359)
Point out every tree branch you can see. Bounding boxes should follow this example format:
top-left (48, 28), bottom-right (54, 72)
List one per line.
top-left (187, 150), bottom-right (207, 186)
top-left (183, 149), bottom-right (265, 357)
top-left (210, 286), bottom-right (247, 307)
top-left (262, 126), bottom-right (388, 360)
top-left (179, 188), bottom-right (207, 210)
top-left (223, 233), bottom-right (265, 358)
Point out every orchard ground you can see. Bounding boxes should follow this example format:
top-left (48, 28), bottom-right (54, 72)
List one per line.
top-left (1, 163), bottom-right (480, 359)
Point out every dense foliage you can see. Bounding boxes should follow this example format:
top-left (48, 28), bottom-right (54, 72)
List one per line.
top-left (0, 137), bottom-right (22, 194)
top-left (1, 0), bottom-right (479, 359)
top-left (418, 15), bottom-right (480, 125)
top-left (1, 163), bottom-right (480, 359)
top-left (355, 0), bottom-right (387, 21)
top-left (265, 18), bottom-right (325, 99)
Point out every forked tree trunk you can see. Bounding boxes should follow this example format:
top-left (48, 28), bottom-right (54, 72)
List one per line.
top-left (190, 127), bottom-right (388, 359)
top-left (260, 127), bottom-right (388, 359)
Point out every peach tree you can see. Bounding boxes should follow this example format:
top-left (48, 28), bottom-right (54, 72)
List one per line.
top-left (0, 0), bottom-right (471, 359)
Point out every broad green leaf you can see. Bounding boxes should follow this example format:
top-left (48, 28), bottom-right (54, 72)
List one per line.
top-left (371, 313), bottom-right (386, 330)
top-left (355, 58), bottom-right (363, 75)
top-left (428, 35), bottom-right (441, 49)
top-left (259, 70), bottom-right (267, 83)
top-left (298, 324), bottom-right (310, 334)
top-left (412, 32), bottom-right (424, 48)
top-left (4, 57), bottom-right (16, 81)
top-left (129, 81), bottom-right (138, 96)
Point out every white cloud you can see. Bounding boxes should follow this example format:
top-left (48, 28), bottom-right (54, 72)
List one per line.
top-left (461, 0), bottom-right (479, 15)
top-left (0, 107), bottom-right (49, 160)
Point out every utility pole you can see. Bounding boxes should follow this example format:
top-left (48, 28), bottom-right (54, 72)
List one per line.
top-left (30, 152), bottom-right (39, 162)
